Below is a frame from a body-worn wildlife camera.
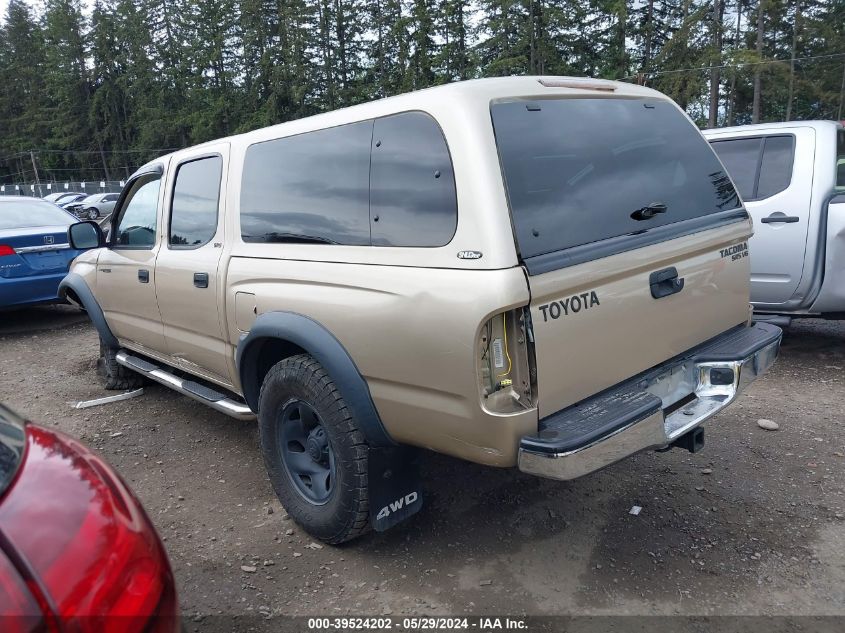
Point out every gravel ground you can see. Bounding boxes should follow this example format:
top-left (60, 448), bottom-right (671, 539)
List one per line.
top-left (1, 305), bottom-right (843, 630)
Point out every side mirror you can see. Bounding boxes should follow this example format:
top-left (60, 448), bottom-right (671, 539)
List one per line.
top-left (68, 221), bottom-right (104, 250)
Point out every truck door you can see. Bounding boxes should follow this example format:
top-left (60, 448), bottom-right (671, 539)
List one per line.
top-left (154, 145), bottom-right (231, 385)
top-left (709, 128), bottom-right (814, 306)
top-left (97, 170), bottom-right (167, 354)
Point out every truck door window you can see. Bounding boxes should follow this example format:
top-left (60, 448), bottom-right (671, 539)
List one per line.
top-left (710, 137), bottom-right (760, 200)
top-left (169, 156), bottom-right (223, 248)
top-left (240, 121), bottom-right (372, 245)
top-left (757, 136), bottom-right (795, 198)
top-left (710, 135), bottom-right (795, 201)
top-left (370, 111), bottom-right (457, 247)
top-left (114, 177), bottom-right (161, 248)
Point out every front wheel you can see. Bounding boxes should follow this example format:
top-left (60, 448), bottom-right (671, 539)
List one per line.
top-left (86, 208), bottom-right (99, 220)
top-left (96, 340), bottom-right (144, 390)
top-left (258, 354), bottom-right (370, 544)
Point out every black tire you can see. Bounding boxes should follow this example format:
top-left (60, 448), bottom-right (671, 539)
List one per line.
top-left (258, 354), bottom-right (370, 544)
top-left (97, 341), bottom-right (144, 390)
top-left (86, 208), bottom-right (99, 220)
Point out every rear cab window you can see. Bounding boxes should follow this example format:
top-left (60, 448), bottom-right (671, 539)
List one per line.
top-left (169, 156), bottom-right (223, 248)
top-left (709, 135), bottom-right (795, 201)
top-left (491, 98), bottom-right (741, 269)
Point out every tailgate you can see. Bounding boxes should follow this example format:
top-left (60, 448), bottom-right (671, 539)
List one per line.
top-left (528, 221), bottom-right (751, 417)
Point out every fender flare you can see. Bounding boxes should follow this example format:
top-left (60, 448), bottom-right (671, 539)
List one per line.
top-left (236, 311), bottom-right (394, 447)
top-left (58, 273), bottom-right (119, 349)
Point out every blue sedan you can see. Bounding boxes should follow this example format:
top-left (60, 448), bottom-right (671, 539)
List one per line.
top-left (0, 198), bottom-right (88, 308)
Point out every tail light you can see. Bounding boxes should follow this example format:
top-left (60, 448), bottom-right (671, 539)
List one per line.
top-left (477, 306), bottom-right (537, 413)
top-left (0, 245), bottom-right (15, 257)
top-left (0, 424), bottom-right (178, 633)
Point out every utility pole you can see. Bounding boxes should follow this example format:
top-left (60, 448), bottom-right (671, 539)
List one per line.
top-left (97, 138), bottom-right (111, 182)
top-left (727, 0), bottom-right (744, 126)
top-left (752, 0), bottom-right (764, 123)
top-left (708, 0), bottom-right (724, 128)
top-left (29, 150), bottom-right (41, 196)
top-left (786, 1), bottom-right (800, 121)
top-left (838, 61), bottom-right (845, 121)
top-left (529, 0), bottom-right (535, 74)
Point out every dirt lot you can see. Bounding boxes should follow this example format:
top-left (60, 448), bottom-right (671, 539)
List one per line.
top-left (1, 305), bottom-right (844, 629)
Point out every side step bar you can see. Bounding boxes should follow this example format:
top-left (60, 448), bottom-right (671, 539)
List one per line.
top-left (115, 351), bottom-right (255, 421)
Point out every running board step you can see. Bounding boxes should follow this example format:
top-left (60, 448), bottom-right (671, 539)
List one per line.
top-left (115, 351), bottom-right (255, 420)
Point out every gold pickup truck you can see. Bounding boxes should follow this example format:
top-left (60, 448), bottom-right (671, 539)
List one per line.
top-left (61, 77), bottom-right (781, 543)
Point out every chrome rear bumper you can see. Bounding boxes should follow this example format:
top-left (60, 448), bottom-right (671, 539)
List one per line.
top-left (518, 323), bottom-right (782, 481)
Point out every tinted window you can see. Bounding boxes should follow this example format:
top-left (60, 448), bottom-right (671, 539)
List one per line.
top-left (756, 136), bottom-right (794, 198)
top-left (105, 193), bottom-right (119, 202)
top-left (0, 200), bottom-right (75, 229)
top-left (710, 138), bottom-right (761, 200)
top-left (115, 178), bottom-right (160, 247)
top-left (837, 129), bottom-right (845, 189)
top-left (241, 121), bottom-right (371, 245)
top-left (492, 98), bottom-right (740, 259)
top-left (370, 112), bottom-right (457, 246)
top-left (170, 157), bottom-right (222, 247)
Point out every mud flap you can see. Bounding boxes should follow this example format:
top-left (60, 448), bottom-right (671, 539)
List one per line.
top-left (368, 446), bottom-right (423, 532)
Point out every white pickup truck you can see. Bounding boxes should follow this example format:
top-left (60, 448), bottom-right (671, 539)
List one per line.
top-left (704, 121), bottom-right (845, 323)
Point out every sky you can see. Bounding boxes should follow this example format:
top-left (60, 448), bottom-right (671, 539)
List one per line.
top-left (0, 1), bottom-right (95, 23)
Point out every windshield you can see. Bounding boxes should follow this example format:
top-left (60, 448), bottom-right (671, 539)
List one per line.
top-left (0, 199), bottom-right (76, 230)
top-left (491, 98), bottom-right (741, 259)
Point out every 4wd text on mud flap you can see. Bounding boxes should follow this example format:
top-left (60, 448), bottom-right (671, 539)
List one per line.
top-left (376, 492), bottom-right (419, 521)
top-left (720, 242), bottom-right (749, 261)
top-left (538, 291), bottom-right (600, 322)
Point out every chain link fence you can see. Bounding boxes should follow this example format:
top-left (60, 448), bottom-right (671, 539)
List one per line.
top-left (0, 180), bottom-right (126, 197)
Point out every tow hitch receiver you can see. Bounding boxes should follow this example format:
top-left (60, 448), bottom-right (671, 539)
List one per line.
top-left (672, 427), bottom-right (705, 453)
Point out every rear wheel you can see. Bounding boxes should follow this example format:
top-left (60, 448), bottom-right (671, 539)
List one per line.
top-left (97, 340), bottom-right (144, 390)
top-left (86, 208), bottom-right (99, 220)
top-left (258, 354), bottom-right (370, 544)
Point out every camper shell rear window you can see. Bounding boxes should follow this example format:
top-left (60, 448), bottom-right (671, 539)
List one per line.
top-left (491, 98), bottom-right (743, 272)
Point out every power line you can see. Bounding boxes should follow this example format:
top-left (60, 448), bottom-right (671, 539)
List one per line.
top-left (624, 51), bottom-right (845, 81)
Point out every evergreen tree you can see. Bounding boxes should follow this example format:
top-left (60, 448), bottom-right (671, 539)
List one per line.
top-left (0, 0), bottom-right (49, 183)
top-left (1, 0), bottom-right (844, 183)
top-left (41, 0), bottom-right (92, 176)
